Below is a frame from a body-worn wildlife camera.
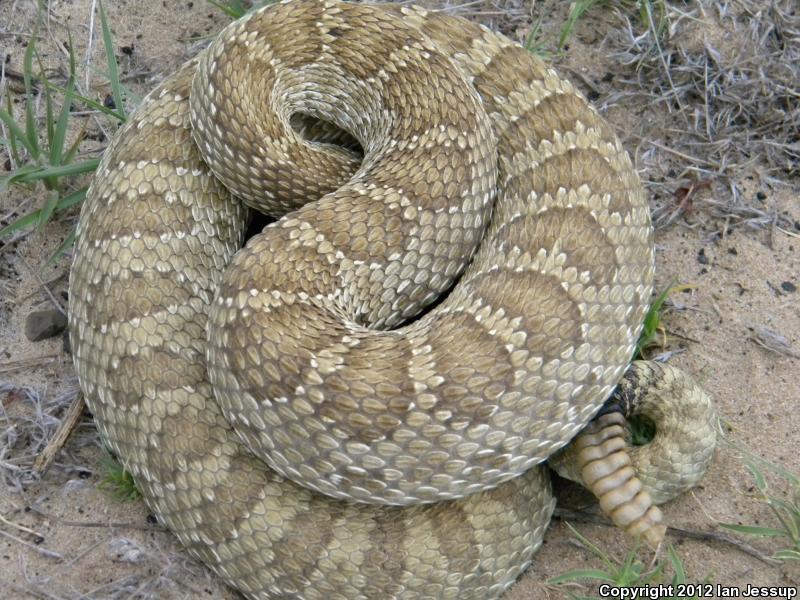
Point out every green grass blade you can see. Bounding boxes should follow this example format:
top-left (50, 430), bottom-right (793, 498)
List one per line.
top-left (50, 30), bottom-right (77, 167)
top-left (37, 189), bottom-right (61, 230)
top-left (641, 0), bottom-right (668, 38)
top-left (635, 284), bottom-right (669, 357)
top-left (9, 158), bottom-right (100, 184)
top-left (634, 281), bottom-right (697, 359)
top-left (721, 436), bottom-right (800, 488)
top-left (0, 163), bottom-right (40, 191)
top-left (117, 80), bottom-right (142, 108)
top-left (0, 187), bottom-right (86, 239)
top-left (549, 569), bottom-right (618, 584)
top-left (36, 51), bottom-right (55, 150)
top-left (754, 457), bottom-right (800, 488)
top-left (2, 91), bottom-right (23, 164)
top-left (621, 550), bottom-right (651, 585)
top-left (774, 549), bottom-right (800, 561)
top-left (43, 80), bottom-right (125, 121)
top-left (0, 205), bottom-right (40, 238)
top-left (47, 226), bottom-right (77, 265)
top-left (767, 496), bottom-right (799, 519)
top-left (22, 27), bottom-right (41, 158)
top-left (63, 124), bottom-right (87, 165)
top-left (666, 545), bottom-right (687, 584)
top-left (54, 187), bottom-right (88, 211)
top-left (564, 523), bottom-right (616, 571)
top-left (524, 13), bottom-right (548, 56)
top-left (97, 0), bottom-right (126, 119)
top-left (0, 106), bottom-right (38, 156)
top-left (765, 500), bottom-right (799, 541)
top-left (558, 0), bottom-right (600, 50)
top-left (208, 0), bottom-right (248, 19)
top-left (99, 452), bottom-right (142, 501)
top-left (744, 461), bottom-right (768, 493)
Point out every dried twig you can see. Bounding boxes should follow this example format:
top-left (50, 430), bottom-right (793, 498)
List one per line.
top-left (0, 527), bottom-right (63, 560)
top-left (33, 393), bottom-right (86, 473)
top-left (553, 507), bottom-right (782, 566)
top-left (750, 326), bottom-right (800, 359)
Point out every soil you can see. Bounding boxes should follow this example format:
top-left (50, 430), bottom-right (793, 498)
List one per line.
top-left (1, 1), bottom-right (798, 599)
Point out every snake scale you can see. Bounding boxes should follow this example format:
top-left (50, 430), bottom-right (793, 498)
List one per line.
top-left (67, 1), bottom-right (717, 598)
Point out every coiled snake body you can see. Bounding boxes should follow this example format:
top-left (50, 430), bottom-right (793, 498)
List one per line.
top-left (68, 1), bottom-right (716, 598)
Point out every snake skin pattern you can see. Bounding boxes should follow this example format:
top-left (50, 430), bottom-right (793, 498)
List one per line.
top-left (67, 1), bottom-right (715, 598)
top-left (549, 361), bottom-right (716, 547)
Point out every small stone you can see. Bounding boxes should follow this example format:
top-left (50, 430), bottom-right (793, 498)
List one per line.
top-left (25, 309), bottom-right (68, 341)
top-left (697, 248), bottom-right (709, 265)
top-left (781, 281), bottom-right (796, 293)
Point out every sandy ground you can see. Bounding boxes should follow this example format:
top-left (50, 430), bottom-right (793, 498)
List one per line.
top-left (1, 1), bottom-right (798, 599)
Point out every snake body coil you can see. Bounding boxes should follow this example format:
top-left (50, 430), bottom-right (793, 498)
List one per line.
top-left (68, 1), bottom-right (715, 598)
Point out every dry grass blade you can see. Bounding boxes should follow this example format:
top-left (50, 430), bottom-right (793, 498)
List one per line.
top-left (33, 394), bottom-right (86, 474)
top-left (0, 384), bottom-right (83, 493)
top-left (750, 326), bottom-right (800, 358)
top-left (587, 0), bottom-right (800, 231)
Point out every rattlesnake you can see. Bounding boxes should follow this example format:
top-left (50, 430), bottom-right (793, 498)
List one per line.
top-left (67, 1), bottom-right (716, 598)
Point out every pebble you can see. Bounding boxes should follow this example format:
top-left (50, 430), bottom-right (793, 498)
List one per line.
top-left (24, 309), bottom-right (68, 342)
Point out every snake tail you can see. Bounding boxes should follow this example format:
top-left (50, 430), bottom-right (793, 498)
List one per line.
top-left (551, 361), bottom-right (716, 548)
